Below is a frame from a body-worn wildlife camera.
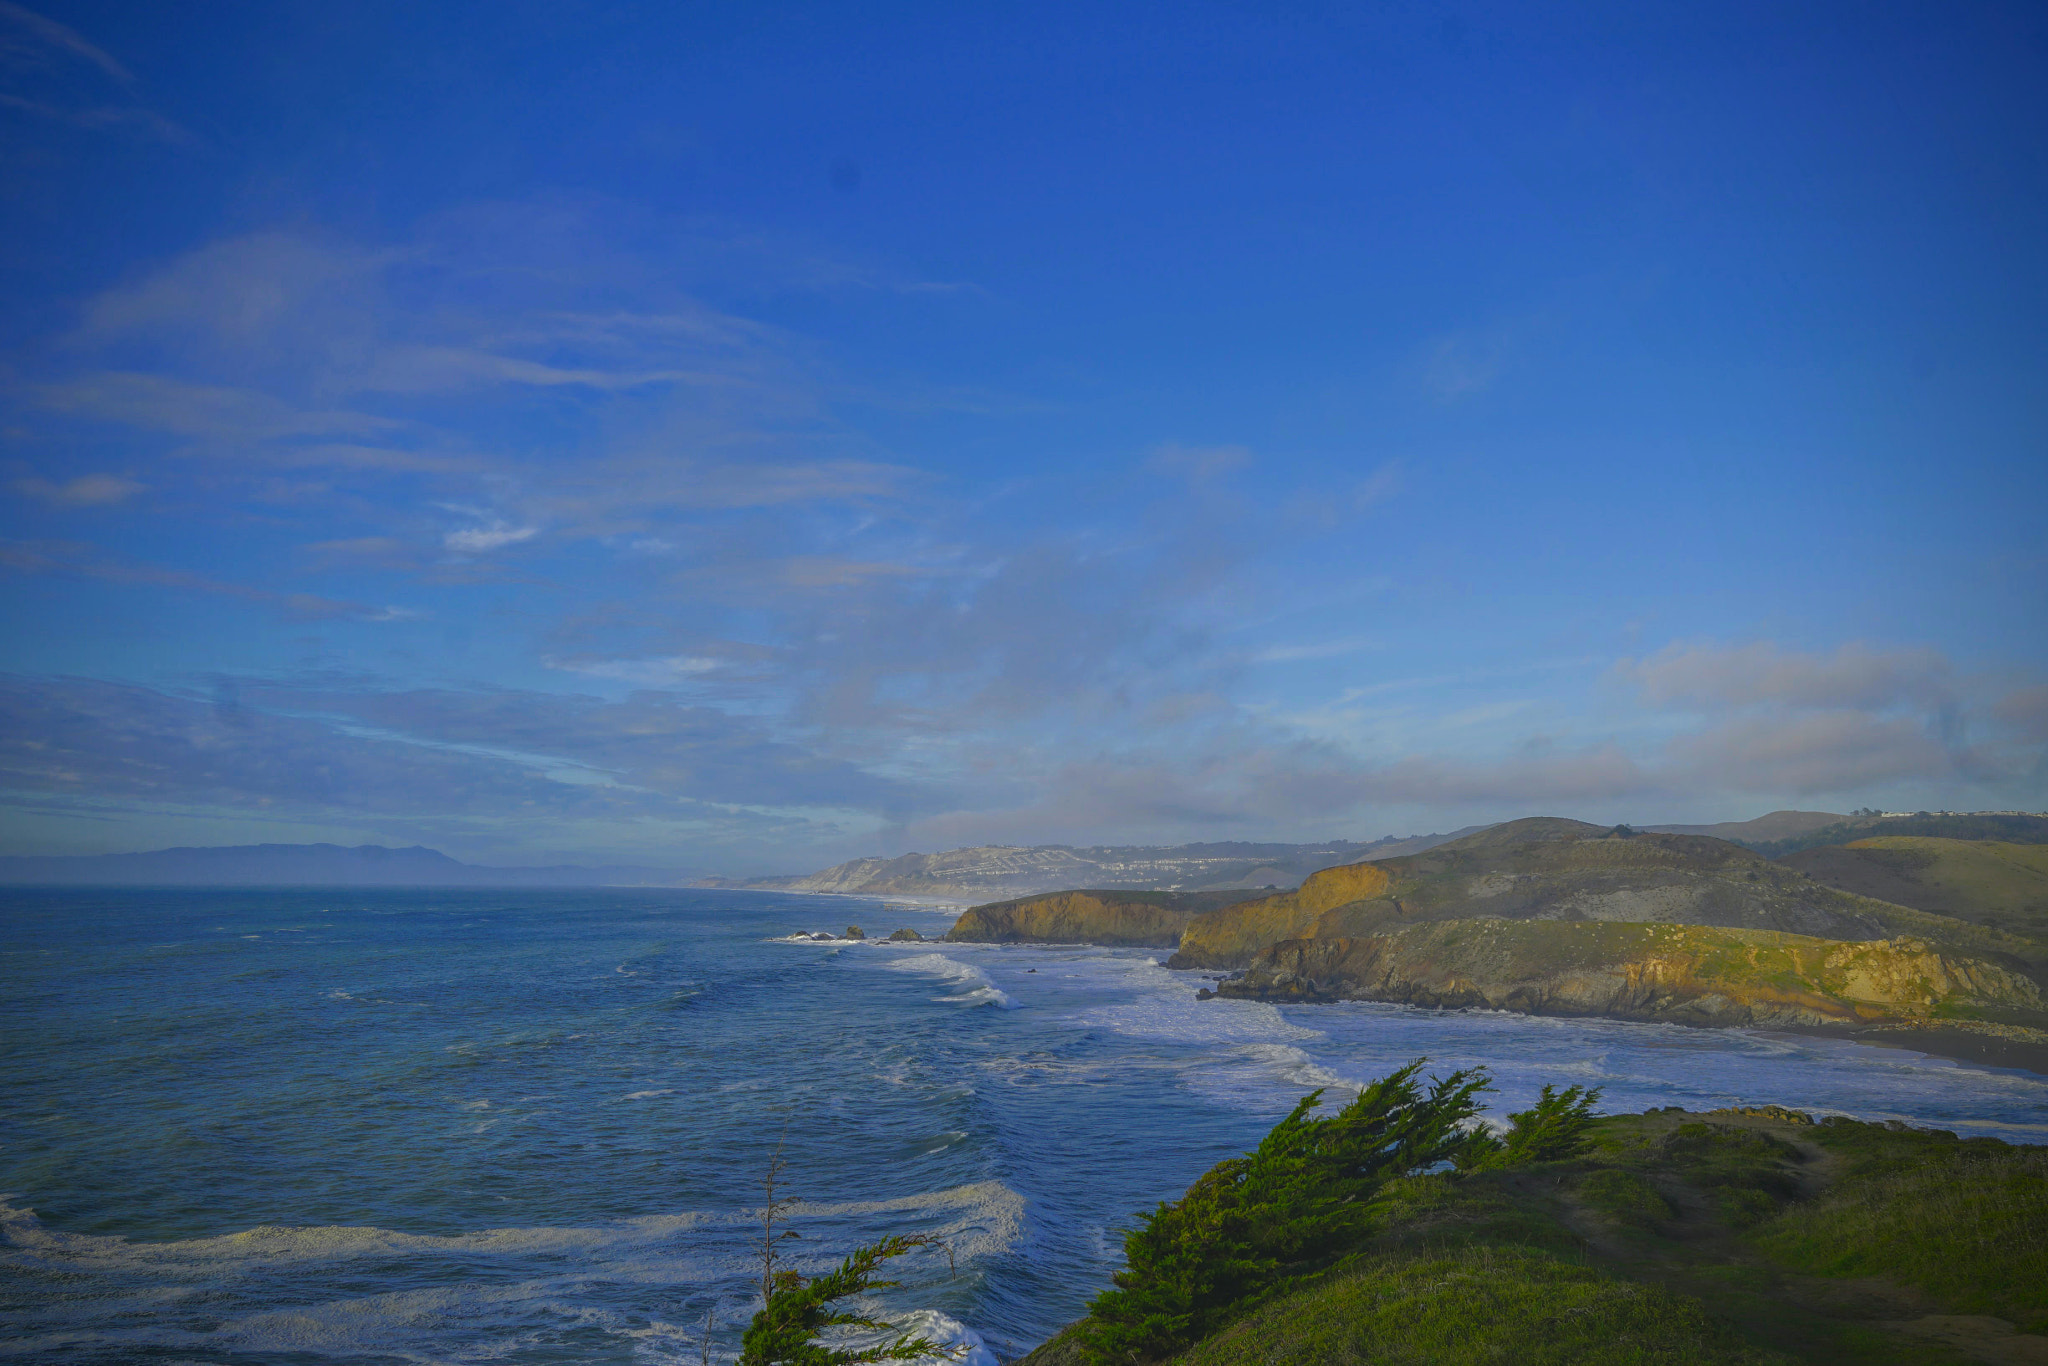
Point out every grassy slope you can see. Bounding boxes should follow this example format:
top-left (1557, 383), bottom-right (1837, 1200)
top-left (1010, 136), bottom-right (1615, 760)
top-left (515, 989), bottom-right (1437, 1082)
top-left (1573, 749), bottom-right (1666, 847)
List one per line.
top-left (1779, 838), bottom-right (2048, 939)
top-left (1753, 814), bottom-right (2048, 859)
top-left (1203, 823), bottom-right (2048, 1029)
top-left (1053, 1110), bottom-right (2048, 1366)
top-left (1172, 820), bottom-right (2043, 975)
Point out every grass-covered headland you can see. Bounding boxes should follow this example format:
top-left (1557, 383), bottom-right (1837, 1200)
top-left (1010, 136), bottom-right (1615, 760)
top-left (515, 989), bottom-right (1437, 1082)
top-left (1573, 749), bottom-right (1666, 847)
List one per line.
top-left (1010, 1062), bottom-right (2048, 1366)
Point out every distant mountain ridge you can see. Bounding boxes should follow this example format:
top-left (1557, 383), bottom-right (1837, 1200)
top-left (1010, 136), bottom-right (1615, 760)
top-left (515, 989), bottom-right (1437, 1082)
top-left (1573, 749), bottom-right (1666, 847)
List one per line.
top-left (1641, 810), bottom-right (1848, 844)
top-left (717, 830), bottom-right (1490, 900)
top-left (1749, 812), bottom-right (2048, 858)
top-left (0, 843), bottom-right (681, 887)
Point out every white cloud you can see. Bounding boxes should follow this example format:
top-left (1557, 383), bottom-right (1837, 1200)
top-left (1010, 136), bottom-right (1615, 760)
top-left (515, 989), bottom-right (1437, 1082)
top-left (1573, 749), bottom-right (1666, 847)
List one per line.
top-left (545, 654), bottom-right (722, 685)
top-left (13, 472), bottom-right (143, 505)
top-left (0, 1), bottom-right (134, 85)
top-left (1622, 640), bottom-right (1951, 713)
top-left (1249, 636), bottom-right (1380, 665)
top-left (445, 523), bottom-right (538, 554)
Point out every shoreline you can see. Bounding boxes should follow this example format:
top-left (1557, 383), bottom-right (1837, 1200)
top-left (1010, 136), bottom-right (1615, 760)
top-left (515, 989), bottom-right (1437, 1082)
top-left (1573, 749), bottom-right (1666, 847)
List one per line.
top-left (722, 886), bottom-right (978, 910)
top-left (1769, 1023), bottom-right (2048, 1079)
top-left (1188, 968), bottom-right (2048, 1079)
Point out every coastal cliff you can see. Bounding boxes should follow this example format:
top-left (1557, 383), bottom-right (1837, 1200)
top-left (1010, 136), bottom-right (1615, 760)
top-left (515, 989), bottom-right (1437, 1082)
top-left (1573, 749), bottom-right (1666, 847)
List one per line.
top-left (1167, 861), bottom-right (1394, 967)
top-left (1213, 919), bottom-right (2048, 1029)
top-left (945, 888), bottom-right (1248, 947)
top-left (1166, 817), bottom-right (2041, 972)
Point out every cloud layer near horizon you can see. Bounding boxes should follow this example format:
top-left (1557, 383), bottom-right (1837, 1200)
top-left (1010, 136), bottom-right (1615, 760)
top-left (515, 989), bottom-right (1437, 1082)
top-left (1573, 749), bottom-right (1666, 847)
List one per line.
top-left (4, 5), bottom-right (2043, 865)
top-left (2, 633), bottom-right (2038, 867)
top-left (5, 217), bottom-right (2042, 868)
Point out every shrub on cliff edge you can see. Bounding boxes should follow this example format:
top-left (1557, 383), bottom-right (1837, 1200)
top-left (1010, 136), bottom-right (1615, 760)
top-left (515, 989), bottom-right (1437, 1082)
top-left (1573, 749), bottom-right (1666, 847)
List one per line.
top-left (1468, 1083), bottom-right (1604, 1169)
top-left (1080, 1059), bottom-right (1495, 1365)
top-left (739, 1235), bottom-right (951, 1366)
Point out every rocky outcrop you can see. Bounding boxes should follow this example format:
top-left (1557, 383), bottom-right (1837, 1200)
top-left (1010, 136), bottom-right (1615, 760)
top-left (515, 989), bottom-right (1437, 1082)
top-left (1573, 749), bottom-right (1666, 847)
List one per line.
top-left (945, 889), bottom-right (1250, 948)
top-left (1169, 861), bottom-right (1396, 968)
top-left (1215, 919), bottom-right (2047, 1030)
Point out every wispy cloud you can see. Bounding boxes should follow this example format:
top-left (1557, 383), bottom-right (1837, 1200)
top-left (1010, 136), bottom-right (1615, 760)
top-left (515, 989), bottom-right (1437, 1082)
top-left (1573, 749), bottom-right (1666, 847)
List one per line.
top-left (1249, 636), bottom-right (1380, 665)
top-left (0, 540), bottom-right (411, 621)
top-left (1418, 331), bottom-right (1506, 402)
top-left (545, 654), bottom-right (723, 686)
top-left (443, 520), bottom-right (539, 554)
top-left (12, 473), bottom-right (143, 506)
top-left (34, 371), bottom-right (402, 442)
top-left (1621, 641), bottom-right (1953, 713)
top-left (0, 2), bottom-right (192, 144)
top-left (0, 1), bottom-right (134, 86)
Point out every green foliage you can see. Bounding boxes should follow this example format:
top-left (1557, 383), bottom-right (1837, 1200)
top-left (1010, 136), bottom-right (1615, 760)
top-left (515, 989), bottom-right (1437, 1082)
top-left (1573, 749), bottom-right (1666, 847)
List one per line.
top-left (1579, 1168), bottom-right (1674, 1229)
top-left (1080, 1060), bottom-right (1494, 1365)
top-left (1474, 1084), bottom-right (1604, 1168)
top-left (1654, 1123), bottom-right (1800, 1199)
top-left (1170, 1246), bottom-right (1790, 1366)
top-left (739, 1235), bottom-right (949, 1366)
top-left (1715, 1187), bottom-right (1779, 1228)
top-left (1751, 1135), bottom-right (2048, 1333)
top-left (1366, 1171), bottom-right (1587, 1258)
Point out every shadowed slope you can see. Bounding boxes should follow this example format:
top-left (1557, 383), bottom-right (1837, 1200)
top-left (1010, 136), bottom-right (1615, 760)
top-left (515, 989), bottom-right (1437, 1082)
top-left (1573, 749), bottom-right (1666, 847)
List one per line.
top-left (1779, 838), bottom-right (2048, 938)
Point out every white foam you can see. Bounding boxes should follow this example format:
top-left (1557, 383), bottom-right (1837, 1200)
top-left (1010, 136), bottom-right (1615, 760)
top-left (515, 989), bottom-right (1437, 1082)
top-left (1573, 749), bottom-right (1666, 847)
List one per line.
top-left (884, 953), bottom-right (1016, 1009)
top-left (622, 1089), bottom-right (675, 1100)
top-left (0, 1178), bottom-right (1026, 1270)
top-left (826, 1307), bottom-right (999, 1366)
top-left (1065, 955), bottom-right (1318, 1047)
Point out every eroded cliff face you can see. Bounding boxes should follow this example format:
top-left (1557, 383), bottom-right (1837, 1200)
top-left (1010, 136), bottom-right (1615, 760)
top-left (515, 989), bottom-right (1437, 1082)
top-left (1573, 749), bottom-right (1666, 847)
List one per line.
top-left (945, 889), bottom-right (1242, 947)
top-left (1215, 919), bottom-right (2047, 1030)
top-left (1169, 862), bottom-right (1393, 968)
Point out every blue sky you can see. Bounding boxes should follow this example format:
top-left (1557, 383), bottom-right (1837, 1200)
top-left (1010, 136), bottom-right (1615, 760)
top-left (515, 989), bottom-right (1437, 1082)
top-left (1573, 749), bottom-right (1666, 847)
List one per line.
top-left (2, 0), bottom-right (2044, 871)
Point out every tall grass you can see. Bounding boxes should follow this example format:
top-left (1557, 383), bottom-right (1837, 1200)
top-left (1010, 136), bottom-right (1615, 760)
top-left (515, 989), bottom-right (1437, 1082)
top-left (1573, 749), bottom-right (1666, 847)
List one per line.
top-left (1751, 1145), bottom-right (2048, 1332)
top-left (1172, 1246), bottom-right (1790, 1366)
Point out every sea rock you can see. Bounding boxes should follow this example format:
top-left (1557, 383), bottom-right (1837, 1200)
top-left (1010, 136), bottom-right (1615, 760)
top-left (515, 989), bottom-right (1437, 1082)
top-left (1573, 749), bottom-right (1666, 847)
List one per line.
top-left (845, 925), bottom-right (865, 940)
top-left (887, 928), bottom-right (924, 941)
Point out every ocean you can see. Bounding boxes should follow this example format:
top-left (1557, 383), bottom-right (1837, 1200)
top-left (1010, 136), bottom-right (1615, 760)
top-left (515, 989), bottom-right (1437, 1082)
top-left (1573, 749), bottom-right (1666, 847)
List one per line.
top-left (3, 886), bottom-right (2045, 1364)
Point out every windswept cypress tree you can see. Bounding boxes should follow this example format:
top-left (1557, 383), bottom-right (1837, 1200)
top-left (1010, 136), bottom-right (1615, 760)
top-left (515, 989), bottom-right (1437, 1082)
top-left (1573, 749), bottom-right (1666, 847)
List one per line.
top-left (1080, 1059), bottom-right (1496, 1365)
top-left (1477, 1084), bottom-right (1603, 1168)
top-left (739, 1234), bottom-right (952, 1366)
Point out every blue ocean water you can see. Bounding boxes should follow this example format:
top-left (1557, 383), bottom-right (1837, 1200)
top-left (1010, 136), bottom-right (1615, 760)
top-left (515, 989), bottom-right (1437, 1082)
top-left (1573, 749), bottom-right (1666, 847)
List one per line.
top-left (3, 886), bottom-right (2045, 1364)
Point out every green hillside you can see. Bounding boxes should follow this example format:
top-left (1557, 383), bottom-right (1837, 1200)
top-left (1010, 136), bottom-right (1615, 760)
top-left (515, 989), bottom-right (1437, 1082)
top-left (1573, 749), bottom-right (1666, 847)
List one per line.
top-left (1019, 1097), bottom-right (2048, 1366)
top-left (1779, 837), bottom-right (2048, 939)
top-left (1171, 818), bottom-right (2046, 975)
top-left (1752, 813), bottom-right (2048, 858)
